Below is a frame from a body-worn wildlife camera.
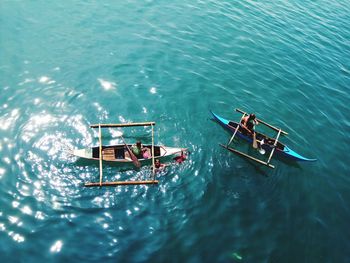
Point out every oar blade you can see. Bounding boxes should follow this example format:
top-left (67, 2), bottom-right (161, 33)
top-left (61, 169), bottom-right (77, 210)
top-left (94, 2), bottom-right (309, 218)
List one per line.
top-left (115, 131), bottom-right (123, 137)
top-left (252, 133), bottom-right (258, 149)
top-left (128, 148), bottom-right (141, 168)
top-left (120, 136), bottom-right (141, 168)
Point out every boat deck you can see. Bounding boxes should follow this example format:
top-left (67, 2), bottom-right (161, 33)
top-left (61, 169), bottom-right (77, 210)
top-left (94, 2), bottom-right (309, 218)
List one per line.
top-left (92, 145), bottom-right (162, 161)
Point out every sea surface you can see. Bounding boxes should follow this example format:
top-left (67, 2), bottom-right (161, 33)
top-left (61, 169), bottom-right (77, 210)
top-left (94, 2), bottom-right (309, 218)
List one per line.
top-left (1, 1), bottom-right (349, 262)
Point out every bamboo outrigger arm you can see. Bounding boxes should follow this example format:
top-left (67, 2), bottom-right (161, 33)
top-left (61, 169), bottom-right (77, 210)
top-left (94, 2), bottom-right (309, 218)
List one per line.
top-left (99, 124), bottom-right (103, 186)
top-left (267, 129), bottom-right (282, 164)
top-left (227, 112), bottom-right (247, 146)
top-left (220, 144), bottom-right (275, 169)
top-left (235, 108), bottom-right (288, 135)
top-left (151, 124), bottom-right (156, 180)
top-left (85, 180), bottom-right (159, 187)
top-left (90, 122), bottom-right (156, 128)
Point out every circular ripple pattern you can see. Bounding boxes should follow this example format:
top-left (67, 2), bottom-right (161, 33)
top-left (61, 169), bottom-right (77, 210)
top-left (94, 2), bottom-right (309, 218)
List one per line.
top-left (0, 0), bottom-right (349, 262)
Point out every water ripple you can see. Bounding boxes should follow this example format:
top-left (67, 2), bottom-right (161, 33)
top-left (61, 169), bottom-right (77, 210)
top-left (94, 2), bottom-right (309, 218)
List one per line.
top-left (1, 0), bottom-right (350, 261)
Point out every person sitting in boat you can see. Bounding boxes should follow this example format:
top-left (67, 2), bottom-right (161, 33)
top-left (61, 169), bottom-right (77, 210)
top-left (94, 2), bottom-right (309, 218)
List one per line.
top-left (240, 113), bottom-right (258, 135)
top-left (257, 136), bottom-right (276, 155)
top-left (132, 141), bottom-right (144, 158)
top-left (132, 141), bottom-right (151, 159)
top-left (142, 147), bottom-right (151, 159)
top-left (260, 137), bottom-right (275, 147)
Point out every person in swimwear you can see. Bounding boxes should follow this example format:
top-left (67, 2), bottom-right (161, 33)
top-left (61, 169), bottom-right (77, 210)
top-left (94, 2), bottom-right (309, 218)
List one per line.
top-left (240, 113), bottom-right (258, 135)
top-left (173, 151), bottom-right (187, 164)
top-left (155, 159), bottom-right (165, 169)
top-left (153, 151), bottom-right (188, 172)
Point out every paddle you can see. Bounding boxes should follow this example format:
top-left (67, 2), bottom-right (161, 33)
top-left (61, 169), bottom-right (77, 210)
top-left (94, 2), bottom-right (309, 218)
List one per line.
top-left (252, 120), bottom-right (258, 149)
top-left (252, 132), bottom-right (258, 149)
top-left (115, 131), bottom-right (141, 168)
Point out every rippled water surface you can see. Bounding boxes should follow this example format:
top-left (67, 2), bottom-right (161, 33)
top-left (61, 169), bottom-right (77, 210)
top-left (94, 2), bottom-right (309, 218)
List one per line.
top-left (1, 1), bottom-right (349, 262)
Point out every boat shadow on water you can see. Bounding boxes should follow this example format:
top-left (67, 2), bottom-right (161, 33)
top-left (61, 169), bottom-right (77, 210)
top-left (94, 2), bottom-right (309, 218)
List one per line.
top-left (230, 151), bottom-right (270, 177)
top-left (73, 155), bottom-right (178, 172)
top-left (74, 157), bottom-right (143, 172)
top-left (223, 142), bottom-right (305, 173)
top-left (246, 147), bottom-right (303, 170)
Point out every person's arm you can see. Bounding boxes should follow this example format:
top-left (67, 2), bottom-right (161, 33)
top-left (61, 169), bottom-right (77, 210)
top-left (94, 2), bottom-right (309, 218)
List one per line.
top-left (241, 119), bottom-right (253, 134)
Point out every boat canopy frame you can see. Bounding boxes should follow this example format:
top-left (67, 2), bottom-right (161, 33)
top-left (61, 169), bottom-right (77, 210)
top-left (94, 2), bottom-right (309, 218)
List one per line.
top-left (221, 108), bottom-right (288, 169)
top-left (85, 121), bottom-right (158, 187)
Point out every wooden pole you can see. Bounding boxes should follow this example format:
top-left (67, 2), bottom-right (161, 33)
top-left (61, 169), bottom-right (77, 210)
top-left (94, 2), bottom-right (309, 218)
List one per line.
top-left (90, 122), bottom-right (156, 128)
top-left (85, 180), bottom-right (159, 187)
top-left (267, 129), bottom-right (282, 164)
top-left (220, 144), bottom-right (275, 169)
top-left (99, 124), bottom-right (103, 186)
top-left (151, 124), bottom-right (155, 180)
top-left (235, 108), bottom-right (288, 135)
top-left (227, 113), bottom-right (246, 146)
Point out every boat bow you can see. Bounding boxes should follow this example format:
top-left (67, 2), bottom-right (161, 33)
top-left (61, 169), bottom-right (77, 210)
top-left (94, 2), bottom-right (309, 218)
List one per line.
top-left (283, 146), bottom-right (317, 162)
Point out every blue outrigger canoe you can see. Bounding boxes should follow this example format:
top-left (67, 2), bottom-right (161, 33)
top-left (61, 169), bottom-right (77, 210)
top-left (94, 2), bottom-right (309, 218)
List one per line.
top-left (211, 111), bottom-right (316, 162)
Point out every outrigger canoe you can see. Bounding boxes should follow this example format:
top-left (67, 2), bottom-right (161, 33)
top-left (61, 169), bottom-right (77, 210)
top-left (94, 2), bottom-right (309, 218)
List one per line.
top-left (75, 121), bottom-right (187, 187)
top-left (211, 111), bottom-right (316, 162)
top-left (73, 144), bottom-right (185, 163)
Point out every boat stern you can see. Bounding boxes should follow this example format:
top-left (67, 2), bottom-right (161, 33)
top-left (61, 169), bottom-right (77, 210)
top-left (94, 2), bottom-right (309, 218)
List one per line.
top-left (73, 148), bottom-right (93, 159)
top-left (160, 146), bottom-right (186, 157)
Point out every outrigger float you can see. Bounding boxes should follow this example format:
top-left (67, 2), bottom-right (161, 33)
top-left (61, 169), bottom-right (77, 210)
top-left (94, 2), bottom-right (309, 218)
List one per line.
top-left (211, 108), bottom-right (316, 169)
top-left (73, 121), bottom-right (186, 187)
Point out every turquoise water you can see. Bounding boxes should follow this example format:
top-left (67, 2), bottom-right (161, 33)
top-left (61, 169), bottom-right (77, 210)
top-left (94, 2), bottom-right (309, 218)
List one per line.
top-left (1, 0), bottom-right (350, 262)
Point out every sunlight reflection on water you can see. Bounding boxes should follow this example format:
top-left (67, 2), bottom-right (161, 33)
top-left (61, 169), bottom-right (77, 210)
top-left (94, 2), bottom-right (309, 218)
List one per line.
top-left (0, 0), bottom-right (348, 260)
top-left (50, 240), bottom-right (63, 253)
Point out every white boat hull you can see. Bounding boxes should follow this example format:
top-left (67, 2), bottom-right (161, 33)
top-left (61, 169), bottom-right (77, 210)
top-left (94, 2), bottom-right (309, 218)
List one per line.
top-left (73, 144), bottom-right (185, 163)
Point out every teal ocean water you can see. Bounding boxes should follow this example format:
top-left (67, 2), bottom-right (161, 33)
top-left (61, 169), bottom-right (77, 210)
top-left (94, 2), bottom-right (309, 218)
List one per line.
top-left (1, 0), bottom-right (349, 262)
